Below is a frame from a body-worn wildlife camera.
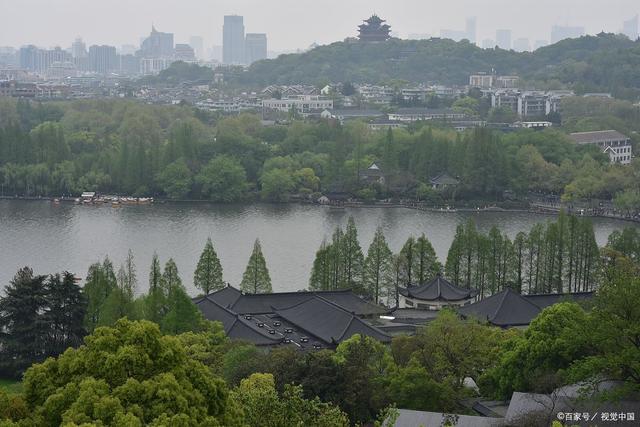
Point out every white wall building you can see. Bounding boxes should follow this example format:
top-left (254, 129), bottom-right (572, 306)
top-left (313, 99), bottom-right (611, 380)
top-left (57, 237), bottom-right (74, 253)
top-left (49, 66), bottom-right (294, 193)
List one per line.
top-left (569, 130), bottom-right (633, 164)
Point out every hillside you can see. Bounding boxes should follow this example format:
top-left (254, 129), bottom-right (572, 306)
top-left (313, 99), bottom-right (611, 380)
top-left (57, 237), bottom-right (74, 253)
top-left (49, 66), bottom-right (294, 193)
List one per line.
top-left (236, 33), bottom-right (640, 99)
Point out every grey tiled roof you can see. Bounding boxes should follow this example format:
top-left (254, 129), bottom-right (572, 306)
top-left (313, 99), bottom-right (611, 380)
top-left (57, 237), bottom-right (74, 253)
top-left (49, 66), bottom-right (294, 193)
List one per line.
top-left (457, 288), bottom-right (541, 327)
top-left (402, 275), bottom-right (476, 301)
top-left (206, 285), bottom-right (388, 316)
top-left (275, 295), bottom-right (391, 345)
top-left (523, 292), bottom-right (594, 310)
top-left (569, 130), bottom-right (629, 144)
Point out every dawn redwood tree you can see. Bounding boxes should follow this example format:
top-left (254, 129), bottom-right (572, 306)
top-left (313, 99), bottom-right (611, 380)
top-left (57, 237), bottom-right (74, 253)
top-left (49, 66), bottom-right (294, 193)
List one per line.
top-left (309, 240), bottom-right (333, 291)
top-left (363, 227), bottom-right (394, 305)
top-left (341, 217), bottom-right (365, 292)
top-left (414, 233), bottom-right (441, 285)
top-left (82, 257), bottom-right (117, 332)
top-left (240, 239), bottom-right (272, 294)
top-left (145, 252), bottom-right (165, 323)
top-left (194, 237), bottom-right (224, 295)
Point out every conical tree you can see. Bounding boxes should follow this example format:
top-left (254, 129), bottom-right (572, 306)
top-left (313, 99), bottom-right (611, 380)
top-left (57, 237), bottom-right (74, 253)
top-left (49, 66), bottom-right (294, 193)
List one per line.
top-left (363, 227), bottom-right (394, 305)
top-left (240, 239), bottom-right (272, 294)
top-left (399, 236), bottom-right (418, 286)
top-left (309, 239), bottom-right (333, 291)
top-left (341, 217), bottom-right (365, 292)
top-left (145, 252), bottom-right (165, 323)
top-left (162, 258), bottom-right (182, 296)
top-left (194, 237), bottom-right (224, 295)
top-left (415, 233), bottom-right (441, 285)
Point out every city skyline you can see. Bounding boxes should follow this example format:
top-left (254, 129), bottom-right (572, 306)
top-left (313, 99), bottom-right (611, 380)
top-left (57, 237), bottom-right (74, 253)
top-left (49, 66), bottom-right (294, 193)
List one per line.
top-left (1, 0), bottom-right (638, 52)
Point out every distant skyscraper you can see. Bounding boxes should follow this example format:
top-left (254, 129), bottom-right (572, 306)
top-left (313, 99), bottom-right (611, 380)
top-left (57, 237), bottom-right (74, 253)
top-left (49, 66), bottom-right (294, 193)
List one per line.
top-left (622, 14), bottom-right (639, 40)
top-left (465, 17), bottom-right (477, 44)
top-left (513, 38), bottom-right (530, 52)
top-left (174, 44), bottom-right (195, 61)
top-left (189, 36), bottom-right (204, 59)
top-left (533, 40), bottom-right (548, 50)
top-left (496, 29), bottom-right (512, 50)
top-left (481, 39), bottom-right (495, 49)
top-left (223, 15), bottom-right (245, 64)
top-left (245, 33), bottom-right (267, 64)
top-left (141, 26), bottom-right (174, 58)
top-left (88, 45), bottom-right (117, 74)
top-left (209, 45), bottom-right (223, 62)
top-left (71, 37), bottom-right (87, 58)
top-left (550, 25), bottom-right (584, 44)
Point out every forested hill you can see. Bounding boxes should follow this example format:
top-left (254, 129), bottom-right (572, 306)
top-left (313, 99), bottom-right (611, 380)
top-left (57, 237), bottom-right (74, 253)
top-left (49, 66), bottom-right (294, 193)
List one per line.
top-left (236, 33), bottom-right (640, 98)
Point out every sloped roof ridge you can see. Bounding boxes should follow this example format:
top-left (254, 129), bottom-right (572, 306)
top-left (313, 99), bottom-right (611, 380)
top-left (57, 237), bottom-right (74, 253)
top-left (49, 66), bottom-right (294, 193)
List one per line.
top-left (336, 316), bottom-right (357, 342)
top-left (494, 288), bottom-right (541, 320)
top-left (268, 294), bottom-right (317, 311)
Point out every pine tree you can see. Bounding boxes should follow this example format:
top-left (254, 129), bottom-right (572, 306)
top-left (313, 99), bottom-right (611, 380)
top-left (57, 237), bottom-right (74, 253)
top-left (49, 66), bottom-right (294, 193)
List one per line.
top-left (43, 271), bottom-right (87, 357)
top-left (194, 237), bottom-right (224, 295)
top-left (330, 227), bottom-right (345, 289)
top-left (240, 239), bottom-right (272, 294)
top-left (98, 259), bottom-right (138, 327)
top-left (363, 227), bottom-right (394, 305)
top-left (159, 259), bottom-right (204, 335)
top-left (341, 217), bottom-right (365, 292)
top-left (0, 267), bottom-right (48, 376)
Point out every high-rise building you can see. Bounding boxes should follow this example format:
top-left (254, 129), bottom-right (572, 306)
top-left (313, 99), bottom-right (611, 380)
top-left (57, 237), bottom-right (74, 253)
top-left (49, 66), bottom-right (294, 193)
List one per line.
top-left (209, 45), bottom-right (223, 62)
top-left (550, 25), bottom-right (584, 44)
top-left (622, 14), bottom-right (639, 40)
top-left (140, 26), bottom-right (174, 58)
top-left (119, 54), bottom-right (140, 75)
top-left (120, 44), bottom-right (137, 55)
top-left (88, 45), bottom-right (117, 74)
top-left (513, 38), bottom-right (530, 52)
top-left (245, 33), bottom-right (267, 64)
top-left (189, 36), bottom-right (204, 59)
top-left (71, 37), bottom-right (87, 58)
top-left (496, 29), bottom-right (512, 50)
top-left (481, 39), bottom-right (495, 49)
top-left (465, 17), bottom-right (477, 44)
top-left (174, 44), bottom-right (195, 61)
top-left (223, 15), bottom-right (245, 64)
top-left (19, 45), bottom-right (38, 70)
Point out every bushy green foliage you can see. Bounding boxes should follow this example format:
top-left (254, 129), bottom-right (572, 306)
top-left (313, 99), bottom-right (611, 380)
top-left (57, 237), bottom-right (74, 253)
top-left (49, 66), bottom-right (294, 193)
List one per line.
top-left (22, 319), bottom-right (241, 427)
top-left (230, 373), bottom-right (349, 427)
top-left (240, 239), bottom-right (272, 294)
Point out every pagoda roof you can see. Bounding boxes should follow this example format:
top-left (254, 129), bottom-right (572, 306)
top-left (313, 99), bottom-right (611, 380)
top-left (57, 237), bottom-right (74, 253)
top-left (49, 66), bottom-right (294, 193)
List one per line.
top-left (400, 275), bottom-right (476, 302)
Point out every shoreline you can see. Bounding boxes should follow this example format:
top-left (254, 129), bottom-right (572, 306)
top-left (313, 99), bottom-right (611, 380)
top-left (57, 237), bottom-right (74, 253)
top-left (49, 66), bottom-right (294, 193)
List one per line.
top-left (1, 195), bottom-right (638, 224)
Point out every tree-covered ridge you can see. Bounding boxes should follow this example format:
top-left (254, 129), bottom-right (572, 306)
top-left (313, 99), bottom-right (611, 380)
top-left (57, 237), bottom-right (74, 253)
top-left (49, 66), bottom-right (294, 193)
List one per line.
top-left (237, 33), bottom-right (640, 98)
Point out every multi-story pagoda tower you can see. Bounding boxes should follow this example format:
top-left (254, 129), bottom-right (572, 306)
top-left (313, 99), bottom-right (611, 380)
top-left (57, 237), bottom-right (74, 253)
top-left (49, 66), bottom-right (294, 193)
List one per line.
top-left (358, 15), bottom-right (391, 42)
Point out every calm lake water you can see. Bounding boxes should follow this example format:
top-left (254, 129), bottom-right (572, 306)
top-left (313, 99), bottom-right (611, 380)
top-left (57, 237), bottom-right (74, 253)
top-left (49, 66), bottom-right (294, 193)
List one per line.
top-left (0, 200), bottom-right (636, 294)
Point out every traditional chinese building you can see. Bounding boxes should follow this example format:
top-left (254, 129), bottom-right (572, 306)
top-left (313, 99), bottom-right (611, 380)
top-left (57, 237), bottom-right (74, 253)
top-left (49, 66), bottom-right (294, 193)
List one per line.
top-left (358, 15), bottom-right (392, 42)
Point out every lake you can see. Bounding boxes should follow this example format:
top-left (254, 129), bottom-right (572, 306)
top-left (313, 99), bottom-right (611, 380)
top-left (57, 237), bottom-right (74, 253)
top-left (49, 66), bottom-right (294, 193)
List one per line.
top-left (0, 200), bottom-right (635, 294)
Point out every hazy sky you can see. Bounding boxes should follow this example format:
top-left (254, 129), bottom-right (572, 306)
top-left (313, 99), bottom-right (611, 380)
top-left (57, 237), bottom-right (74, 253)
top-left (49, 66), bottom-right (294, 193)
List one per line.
top-left (1, 0), bottom-right (638, 51)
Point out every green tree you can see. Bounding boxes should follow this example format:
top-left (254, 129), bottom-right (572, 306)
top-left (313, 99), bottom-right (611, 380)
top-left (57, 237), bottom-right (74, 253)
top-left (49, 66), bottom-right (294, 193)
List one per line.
top-left (309, 240), bottom-right (334, 291)
top-left (22, 319), bottom-right (242, 426)
top-left (144, 252), bottom-right (165, 324)
top-left (83, 257), bottom-right (117, 332)
top-left (230, 373), bottom-right (349, 427)
top-left (333, 334), bottom-right (391, 424)
top-left (240, 239), bottom-right (272, 293)
top-left (194, 237), bottom-right (225, 295)
top-left (156, 158), bottom-right (192, 199)
top-left (341, 217), bottom-right (365, 292)
top-left (196, 155), bottom-right (248, 202)
top-left (261, 168), bottom-right (296, 202)
top-left (363, 227), bottom-right (394, 305)
top-left (42, 271), bottom-right (87, 357)
top-left (0, 267), bottom-right (47, 377)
